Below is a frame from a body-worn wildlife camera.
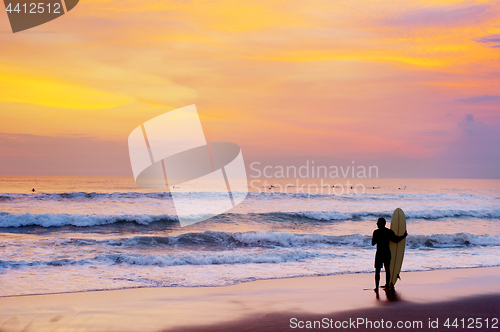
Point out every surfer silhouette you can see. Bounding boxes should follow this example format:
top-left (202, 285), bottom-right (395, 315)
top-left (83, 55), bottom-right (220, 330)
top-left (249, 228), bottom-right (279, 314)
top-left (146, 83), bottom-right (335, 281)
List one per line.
top-left (372, 217), bottom-right (407, 292)
top-left (31, 188), bottom-right (36, 193)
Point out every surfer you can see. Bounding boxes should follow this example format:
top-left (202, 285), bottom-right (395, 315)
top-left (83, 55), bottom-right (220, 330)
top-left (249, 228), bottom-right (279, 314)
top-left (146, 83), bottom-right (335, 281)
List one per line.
top-left (31, 188), bottom-right (36, 193)
top-left (372, 217), bottom-right (407, 291)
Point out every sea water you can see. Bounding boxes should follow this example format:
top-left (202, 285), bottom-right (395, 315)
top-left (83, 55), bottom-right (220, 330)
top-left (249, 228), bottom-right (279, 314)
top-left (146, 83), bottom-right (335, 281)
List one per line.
top-left (0, 176), bottom-right (499, 296)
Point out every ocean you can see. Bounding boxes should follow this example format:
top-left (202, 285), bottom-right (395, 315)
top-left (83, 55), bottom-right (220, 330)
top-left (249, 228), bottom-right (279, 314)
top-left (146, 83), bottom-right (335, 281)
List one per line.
top-left (0, 176), bottom-right (499, 297)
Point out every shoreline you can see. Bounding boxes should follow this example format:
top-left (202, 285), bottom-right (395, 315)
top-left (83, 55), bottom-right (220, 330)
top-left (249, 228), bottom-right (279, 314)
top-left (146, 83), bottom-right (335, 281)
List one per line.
top-left (0, 265), bottom-right (498, 299)
top-left (1, 266), bottom-right (499, 331)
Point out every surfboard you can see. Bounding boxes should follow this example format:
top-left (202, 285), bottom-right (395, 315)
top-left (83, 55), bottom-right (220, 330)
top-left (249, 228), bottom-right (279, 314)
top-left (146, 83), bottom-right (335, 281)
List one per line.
top-left (389, 207), bottom-right (406, 287)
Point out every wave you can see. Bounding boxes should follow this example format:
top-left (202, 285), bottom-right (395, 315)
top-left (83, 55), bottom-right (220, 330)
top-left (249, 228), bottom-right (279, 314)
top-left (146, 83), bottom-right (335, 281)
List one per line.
top-left (0, 195), bottom-right (14, 201)
top-left (407, 233), bottom-right (500, 248)
top-left (57, 231), bottom-right (371, 248)
top-left (0, 249), bottom-right (328, 269)
top-left (1, 231), bottom-right (498, 269)
top-left (25, 231), bottom-right (500, 250)
top-left (287, 209), bottom-right (500, 220)
top-left (186, 231), bottom-right (499, 248)
top-left (1, 207), bottom-right (499, 228)
top-left (0, 192), bottom-right (236, 201)
top-left (0, 212), bottom-right (177, 227)
top-left (103, 250), bottom-right (324, 266)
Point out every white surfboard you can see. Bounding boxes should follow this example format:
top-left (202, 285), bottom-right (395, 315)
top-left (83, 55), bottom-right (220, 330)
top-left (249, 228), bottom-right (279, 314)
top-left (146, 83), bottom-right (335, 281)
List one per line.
top-left (389, 207), bottom-right (406, 287)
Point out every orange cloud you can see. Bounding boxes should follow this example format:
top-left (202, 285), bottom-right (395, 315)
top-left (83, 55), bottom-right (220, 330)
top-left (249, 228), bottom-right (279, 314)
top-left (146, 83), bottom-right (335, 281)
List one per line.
top-left (0, 0), bottom-right (499, 176)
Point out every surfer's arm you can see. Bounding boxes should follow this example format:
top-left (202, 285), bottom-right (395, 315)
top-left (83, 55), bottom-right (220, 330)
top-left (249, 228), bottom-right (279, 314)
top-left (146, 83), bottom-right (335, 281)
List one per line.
top-left (391, 230), bottom-right (408, 243)
top-left (371, 231), bottom-right (377, 246)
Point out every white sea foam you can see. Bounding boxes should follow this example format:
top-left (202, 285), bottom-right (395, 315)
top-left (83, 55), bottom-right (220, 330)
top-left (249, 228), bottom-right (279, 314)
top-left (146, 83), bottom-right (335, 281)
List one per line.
top-left (1, 207), bottom-right (499, 228)
top-left (290, 209), bottom-right (500, 220)
top-left (0, 212), bottom-right (177, 227)
top-left (103, 250), bottom-right (323, 266)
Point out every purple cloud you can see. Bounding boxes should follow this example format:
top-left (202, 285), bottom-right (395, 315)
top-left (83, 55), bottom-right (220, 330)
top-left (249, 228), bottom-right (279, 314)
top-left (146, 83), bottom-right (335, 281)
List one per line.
top-left (456, 95), bottom-right (500, 104)
top-left (475, 34), bottom-right (500, 48)
top-left (381, 4), bottom-right (493, 28)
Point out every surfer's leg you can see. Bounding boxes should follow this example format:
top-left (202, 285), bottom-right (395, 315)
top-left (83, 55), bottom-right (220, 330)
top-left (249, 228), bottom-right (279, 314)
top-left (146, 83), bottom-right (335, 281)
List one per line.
top-left (384, 259), bottom-right (391, 288)
top-left (375, 267), bottom-right (380, 290)
top-left (375, 269), bottom-right (380, 290)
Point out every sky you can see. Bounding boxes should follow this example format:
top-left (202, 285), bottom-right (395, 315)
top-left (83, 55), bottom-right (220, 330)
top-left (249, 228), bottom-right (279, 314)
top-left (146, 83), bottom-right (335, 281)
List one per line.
top-left (0, 0), bottom-right (499, 178)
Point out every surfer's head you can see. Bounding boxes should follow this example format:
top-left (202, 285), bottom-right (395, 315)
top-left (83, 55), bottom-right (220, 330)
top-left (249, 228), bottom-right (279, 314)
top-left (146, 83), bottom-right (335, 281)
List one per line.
top-left (377, 217), bottom-right (386, 228)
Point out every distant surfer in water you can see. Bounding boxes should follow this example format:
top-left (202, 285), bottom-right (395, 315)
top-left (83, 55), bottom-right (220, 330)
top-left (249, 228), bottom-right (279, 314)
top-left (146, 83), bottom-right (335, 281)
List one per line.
top-left (372, 217), bottom-right (407, 292)
top-left (31, 188), bottom-right (36, 193)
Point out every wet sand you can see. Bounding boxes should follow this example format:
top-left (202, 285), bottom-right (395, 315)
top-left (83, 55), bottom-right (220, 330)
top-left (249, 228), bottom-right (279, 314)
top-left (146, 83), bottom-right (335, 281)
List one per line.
top-left (1, 267), bottom-right (499, 331)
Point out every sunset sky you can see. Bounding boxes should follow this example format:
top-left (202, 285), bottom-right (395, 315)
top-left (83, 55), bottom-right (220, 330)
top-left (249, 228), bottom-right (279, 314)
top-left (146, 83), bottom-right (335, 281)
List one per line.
top-left (1, 0), bottom-right (499, 177)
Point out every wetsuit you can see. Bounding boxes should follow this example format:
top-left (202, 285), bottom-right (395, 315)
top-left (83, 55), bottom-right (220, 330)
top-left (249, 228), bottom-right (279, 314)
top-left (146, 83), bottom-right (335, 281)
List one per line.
top-left (372, 227), bottom-right (401, 268)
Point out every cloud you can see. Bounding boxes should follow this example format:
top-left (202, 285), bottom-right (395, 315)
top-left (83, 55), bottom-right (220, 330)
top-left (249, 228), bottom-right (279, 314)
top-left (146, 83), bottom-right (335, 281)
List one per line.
top-left (380, 4), bottom-right (494, 28)
top-left (437, 114), bottom-right (500, 178)
top-left (374, 114), bottom-right (499, 178)
top-left (456, 95), bottom-right (500, 104)
top-left (475, 34), bottom-right (500, 48)
top-left (458, 113), bottom-right (484, 134)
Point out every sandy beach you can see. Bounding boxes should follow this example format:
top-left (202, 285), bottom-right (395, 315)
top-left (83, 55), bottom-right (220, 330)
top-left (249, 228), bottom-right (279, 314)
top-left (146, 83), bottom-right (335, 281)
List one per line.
top-left (1, 267), bottom-right (499, 331)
